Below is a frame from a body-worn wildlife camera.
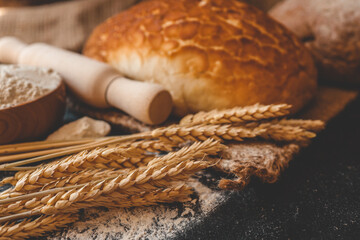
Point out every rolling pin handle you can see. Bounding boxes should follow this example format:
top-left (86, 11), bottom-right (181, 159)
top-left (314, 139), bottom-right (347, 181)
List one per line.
top-left (0, 37), bottom-right (27, 64)
top-left (106, 77), bottom-right (173, 125)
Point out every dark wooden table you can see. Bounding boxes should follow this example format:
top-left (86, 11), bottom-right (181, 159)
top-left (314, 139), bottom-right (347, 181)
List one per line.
top-left (176, 95), bottom-right (360, 239)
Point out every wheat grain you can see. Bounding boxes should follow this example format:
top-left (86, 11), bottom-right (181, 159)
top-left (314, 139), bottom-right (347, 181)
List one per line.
top-left (0, 177), bottom-right (16, 187)
top-left (0, 213), bottom-right (77, 240)
top-left (180, 103), bottom-right (291, 125)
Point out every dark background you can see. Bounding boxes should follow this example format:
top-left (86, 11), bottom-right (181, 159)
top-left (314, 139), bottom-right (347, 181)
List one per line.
top-left (175, 95), bottom-right (360, 240)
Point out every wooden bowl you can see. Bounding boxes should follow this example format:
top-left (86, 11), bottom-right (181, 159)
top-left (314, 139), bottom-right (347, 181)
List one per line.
top-left (0, 80), bottom-right (66, 144)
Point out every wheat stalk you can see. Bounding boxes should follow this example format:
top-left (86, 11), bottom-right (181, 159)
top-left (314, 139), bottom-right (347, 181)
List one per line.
top-left (116, 139), bottom-right (177, 153)
top-left (0, 159), bottom-right (209, 218)
top-left (0, 135), bottom-right (149, 170)
top-left (152, 124), bottom-right (266, 143)
top-left (8, 139), bottom-right (223, 192)
top-left (0, 116), bottom-right (321, 173)
top-left (0, 140), bottom-right (222, 218)
top-left (0, 121), bottom-right (318, 185)
top-left (0, 213), bottom-right (77, 240)
top-left (0, 145), bottom-right (156, 187)
top-left (180, 103), bottom-right (291, 125)
top-left (61, 184), bottom-right (193, 213)
top-left (248, 123), bottom-right (317, 142)
top-left (1, 124), bottom-right (239, 171)
top-left (0, 138), bottom-right (94, 155)
top-left (152, 122), bottom-right (318, 144)
top-left (0, 134), bottom-right (187, 172)
top-left (0, 119), bottom-right (320, 189)
top-left (0, 182), bottom-right (193, 218)
top-left (4, 147), bottom-right (155, 190)
top-left (0, 103), bottom-right (325, 236)
top-left (277, 119), bottom-right (325, 132)
top-left (13, 168), bottom-right (110, 192)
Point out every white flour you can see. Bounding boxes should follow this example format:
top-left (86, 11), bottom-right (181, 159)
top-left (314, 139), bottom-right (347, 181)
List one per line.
top-left (0, 65), bottom-right (61, 109)
top-left (53, 179), bottom-right (229, 240)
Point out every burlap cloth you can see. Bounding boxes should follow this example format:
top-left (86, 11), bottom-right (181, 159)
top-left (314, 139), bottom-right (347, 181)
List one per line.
top-left (0, 0), bottom-right (138, 51)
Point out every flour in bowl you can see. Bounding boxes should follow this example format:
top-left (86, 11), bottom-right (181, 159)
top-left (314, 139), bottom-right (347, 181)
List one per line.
top-left (0, 64), bottom-right (62, 109)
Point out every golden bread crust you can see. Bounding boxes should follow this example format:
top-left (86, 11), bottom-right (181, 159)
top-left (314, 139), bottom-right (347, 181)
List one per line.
top-left (84, 0), bottom-right (317, 116)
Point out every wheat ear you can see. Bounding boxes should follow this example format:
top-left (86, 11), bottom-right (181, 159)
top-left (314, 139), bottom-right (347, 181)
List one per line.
top-left (0, 125), bottom-right (249, 172)
top-left (13, 168), bottom-right (111, 192)
top-left (0, 135), bottom-right (178, 172)
top-left (8, 146), bottom-right (156, 190)
top-left (10, 139), bottom-right (223, 193)
top-left (2, 120), bottom-right (318, 187)
top-left (0, 116), bottom-right (320, 173)
top-left (116, 139), bottom-right (177, 152)
top-left (152, 123), bottom-right (318, 144)
top-left (0, 140), bottom-right (223, 218)
top-left (251, 123), bottom-right (317, 142)
top-left (0, 143), bottom-right (158, 188)
top-left (277, 119), bottom-right (325, 132)
top-left (0, 183), bottom-right (193, 218)
top-left (180, 103), bottom-right (291, 125)
top-left (55, 140), bottom-right (170, 170)
top-left (0, 159), bottom-right (210, 218)
top-left (152, 124), bottom-right (265, 143)
top-left (62, 184), bottom-right (193, 213)
top-left (0, 213), bottom-right (77, 240)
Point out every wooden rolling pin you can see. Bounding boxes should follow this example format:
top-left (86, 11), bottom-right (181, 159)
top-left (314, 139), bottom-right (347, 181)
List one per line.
top-left (0, 37), bottom-right (172, 125)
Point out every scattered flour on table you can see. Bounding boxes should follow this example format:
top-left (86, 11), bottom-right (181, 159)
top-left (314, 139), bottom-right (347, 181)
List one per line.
top-left (47, 117), bottom-right (111, 141)
top-left (52, 180), bottom-right (228, 240)
top-left (0, 64), bottom-right (61, 109)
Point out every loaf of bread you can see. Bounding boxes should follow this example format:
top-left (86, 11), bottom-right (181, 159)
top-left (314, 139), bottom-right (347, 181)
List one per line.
top-left (270, 0), bottom-right (360, 84)
top-left (84, 0), bottom-right (317, 116)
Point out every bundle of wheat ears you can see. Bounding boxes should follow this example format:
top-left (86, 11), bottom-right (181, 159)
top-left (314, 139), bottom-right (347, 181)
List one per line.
top-left (0, 103), bottom-right (324, 239)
